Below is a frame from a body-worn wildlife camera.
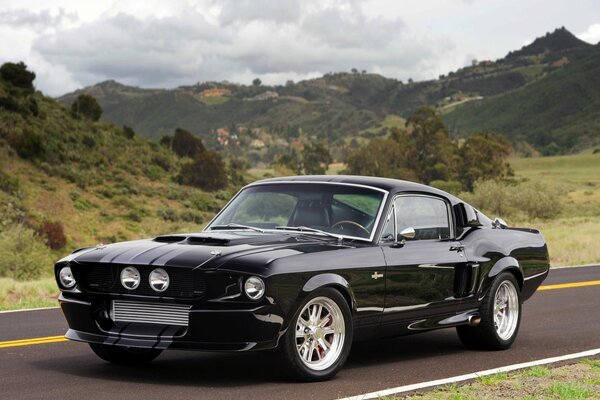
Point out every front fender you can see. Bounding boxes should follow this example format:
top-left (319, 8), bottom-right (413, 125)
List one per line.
top-left (302, 273), bottom-right (357, 315)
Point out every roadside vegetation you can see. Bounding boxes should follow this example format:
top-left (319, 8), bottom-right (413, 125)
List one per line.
top-left (0, 61), bottom-right (598, 311)
top-left (382, 359), bottom-right (600, 400)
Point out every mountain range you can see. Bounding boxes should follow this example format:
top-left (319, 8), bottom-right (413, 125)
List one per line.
top-left (58, 27), bottom-right (600, 156)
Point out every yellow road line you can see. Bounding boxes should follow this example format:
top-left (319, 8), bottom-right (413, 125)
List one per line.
top-left (538, 280), bottom-right (600, 291)
top-left (0, 280), bottom-right (598, 349)
top-left (0, 335), bottom-right (67, 349)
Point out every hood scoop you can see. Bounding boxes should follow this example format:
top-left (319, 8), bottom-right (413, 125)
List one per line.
top-left (153, 235), bottom-right (187, 243)
top-left (187, 236), bottom-right (230, 246)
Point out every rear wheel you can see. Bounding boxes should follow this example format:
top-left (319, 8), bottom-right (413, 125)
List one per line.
top-left (457, 272), bottom-right (521, 350)
top-left (279, 288), bottom-right (353, 381)
top-left (89, 343), bottom-right (162, 365)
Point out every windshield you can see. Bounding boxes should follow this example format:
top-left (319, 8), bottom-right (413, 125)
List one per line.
top-left (207, 183), bottom-right (387, 240)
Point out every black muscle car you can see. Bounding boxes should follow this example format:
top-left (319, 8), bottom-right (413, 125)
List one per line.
top-left (55, 176), bottom-right (550, 381)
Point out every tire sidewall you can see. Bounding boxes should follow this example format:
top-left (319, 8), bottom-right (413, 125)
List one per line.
top-left (485, 272), bottom-right (522, 348)
top-left (282, 287), bottom-right (353, 381)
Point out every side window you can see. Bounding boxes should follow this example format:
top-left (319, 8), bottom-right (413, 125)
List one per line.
top-left (394, 196), bottom-right (451, 240)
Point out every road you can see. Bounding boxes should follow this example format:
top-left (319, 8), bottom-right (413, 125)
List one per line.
top-left (1, 266), bottom-right (599, 400)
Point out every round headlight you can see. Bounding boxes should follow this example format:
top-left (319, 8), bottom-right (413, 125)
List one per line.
top-left (59, 266), bottom-right (76, 289)
top-left (120, 266), bottom-right (140, 290)
top-left (244, 276), bottom-right (265, 300)
top-left (149, 268), bottom-right (169, 292)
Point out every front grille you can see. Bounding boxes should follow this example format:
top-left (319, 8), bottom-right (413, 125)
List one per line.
top-left (72, 263), bottom-right (206, 298)
top-left (112, 300), bottom-right (191, 326)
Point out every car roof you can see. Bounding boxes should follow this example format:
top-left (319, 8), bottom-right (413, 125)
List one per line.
top-left (250, 175), bottom-right (461, 202)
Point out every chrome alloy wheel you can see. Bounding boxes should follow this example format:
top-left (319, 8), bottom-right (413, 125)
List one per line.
top-left (493, 280), bottom-right (520, 340)
top-left (295, 296), bottom-right (345, 371)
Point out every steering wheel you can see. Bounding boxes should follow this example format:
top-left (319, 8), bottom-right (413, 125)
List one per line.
top-left (331, 220), bottom-right (370, 235)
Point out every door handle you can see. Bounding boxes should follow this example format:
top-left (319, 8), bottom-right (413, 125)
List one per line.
top-left (450, 245), bottom-right (465, 252)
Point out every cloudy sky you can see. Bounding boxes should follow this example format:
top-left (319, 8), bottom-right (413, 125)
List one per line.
top-left (0, 0), bottom-right (598, 96)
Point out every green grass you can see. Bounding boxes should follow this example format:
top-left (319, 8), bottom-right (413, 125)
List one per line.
top-left (0, 278), bottom-right (58, 311)
top-left (546, 382), bottom-right (594, 399)
top-left (394, 360), bottom-right (600, 399)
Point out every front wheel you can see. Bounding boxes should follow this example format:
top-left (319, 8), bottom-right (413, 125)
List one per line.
top-left (457, 272), bottom-right (522, 350)
top-left (279, 288), bottom-right (353, 381)
top-left (89, 343), bottom-right (162, 365)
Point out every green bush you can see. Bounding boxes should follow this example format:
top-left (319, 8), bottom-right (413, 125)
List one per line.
top-left (11, 128), bottom-right (45, 159)
top-left (0, 168), bottom-right (19, 194)
top-left (71, 94), bottom-right (102, 121)
top-left (0, 62), bottom-right (35, 93)
top-left (157, 208), bottom-right (179, 222)
top-left (0, 225), bottom-right (55, 280)
top-left (461, 180), bottom-right (564, 220)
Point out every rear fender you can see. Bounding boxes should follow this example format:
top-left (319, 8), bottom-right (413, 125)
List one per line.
top-left (487, 256), bottom-right (524, 292)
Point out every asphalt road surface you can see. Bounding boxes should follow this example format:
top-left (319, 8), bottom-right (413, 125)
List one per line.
top-left (1, 266), bottom-right (599, 400)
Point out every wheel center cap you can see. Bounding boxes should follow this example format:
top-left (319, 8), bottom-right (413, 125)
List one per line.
top-left (313, 328), bottom-right (324, 340)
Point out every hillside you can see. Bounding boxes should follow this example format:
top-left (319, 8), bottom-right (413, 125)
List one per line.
top-left (58, 27), bottom-right (599, 158)
top-left (444, 51), bottom-right (600, 154)
top-left (0, 72), bottom-right (230, 282)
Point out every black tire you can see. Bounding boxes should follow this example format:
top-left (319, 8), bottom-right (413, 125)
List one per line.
top-left (279, 287), bottom-right (353, 381)
top-left (89, 343), bottom-right (162, 365)
top-left (457, 272), bottom-right (522, 350)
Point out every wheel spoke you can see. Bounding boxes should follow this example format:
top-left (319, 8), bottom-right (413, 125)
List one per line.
top-left (318, 312), bottom-right (331, 328)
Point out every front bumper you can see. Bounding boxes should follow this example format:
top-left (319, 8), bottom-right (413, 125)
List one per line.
top-left (59, 293), bottom-right (284, 351)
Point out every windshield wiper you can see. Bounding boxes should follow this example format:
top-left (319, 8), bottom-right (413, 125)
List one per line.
top-left (275, 226), bottom-right (343, 243)
top-left (209, 223), bottom-right (264, 233)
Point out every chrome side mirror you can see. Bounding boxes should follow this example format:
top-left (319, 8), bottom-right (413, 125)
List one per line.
top-left (492, 217), bottom-right (508, 229)
top-left (392, 227), bottom-right (416, 248)
top-left (399, 227), bottom-right (416, 240)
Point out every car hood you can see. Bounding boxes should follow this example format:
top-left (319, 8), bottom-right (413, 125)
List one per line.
top-left (63, 231), bottom-right (347, 270)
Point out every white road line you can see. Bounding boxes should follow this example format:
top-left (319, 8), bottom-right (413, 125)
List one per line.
top-left (339, 348), bottom-right (600, 400)
top-left (0, 306), bottom-right (59, 314)
top-left (550, 263), bottom-right (599, 270)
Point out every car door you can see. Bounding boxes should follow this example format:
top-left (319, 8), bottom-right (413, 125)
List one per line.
top-left (380, 194), bottom-right (466, 329)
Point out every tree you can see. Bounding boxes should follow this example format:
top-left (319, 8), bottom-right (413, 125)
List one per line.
top-left (458, 133), bottom-right (513, 191)
top-left (344, 137), bottom-right (418, 181)
top-left (0, 62), bottom-right (35, 93)
top-left (302, 142), bottom-right (332, 174)
top-left (405, 106), bottom-right (458, 184)
top-left (178, 151), bottom-right (228, 191)
top-left (171, 128), bottom-right (205, 158)
top-left (252, 78), bottom-right (262, 86)
top-left (274, 149), bottom-right (303, 174)
top-left (71, 94), bottom-right (102, 121)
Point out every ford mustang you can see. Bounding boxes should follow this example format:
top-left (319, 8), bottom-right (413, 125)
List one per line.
top-left (55, 176), bottom-right (549, 381)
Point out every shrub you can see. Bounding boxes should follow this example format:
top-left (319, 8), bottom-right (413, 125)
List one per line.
top-left (157, 208), bottom-right (179, 222)
top-left (35, 221), bottom-right (67, 250)
top-left (461, 180), bottom-right (564, 220)
top-left (171, 128), bottom-right (205, 158)
top-left (11, 128), bottom-right (45, 159)
top-left (71, 94), bottom-right (102, 121)
top-left (0, 169), bottom-right (19, 194)
top-left (122, 125), bottom-right (135, 139)
top-left (178, 151), bottom-right (228, 191)
top-left (180, 210), bottom-right (203, 223)
top-left (0, 225), bottom-right (54, 280)
top-left (0, 62), bottom-right (35, 93)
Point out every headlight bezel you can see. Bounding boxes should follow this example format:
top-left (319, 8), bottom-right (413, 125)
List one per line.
top-left (120, 266), bottom-right (141, 290)
top-left (244, 276), bottom-right (265, 300)
top-left (149, 268), bottom-right (170, 292)
top-left (58, 266), bottom-right (76, 289)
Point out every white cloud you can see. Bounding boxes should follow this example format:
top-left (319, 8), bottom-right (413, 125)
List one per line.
top-left (0, 1), bottom-right (597, 96)
top-left (27, 1), bottom-right (454, 93)
top-left (578, 23), bottom-right (600, 44)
